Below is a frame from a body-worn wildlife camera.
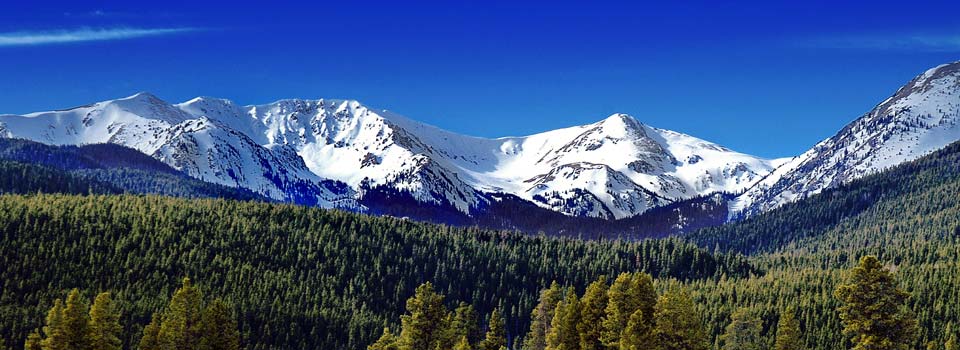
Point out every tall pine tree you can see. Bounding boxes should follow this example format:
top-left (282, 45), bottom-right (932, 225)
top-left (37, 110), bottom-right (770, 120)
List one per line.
top-left (523, 282), bottom-right (563, 350)
top-left (577, 277), bottom-right (607, 350)
top-left (198, 299), bottom-right (240, 350)
top-left (397, 282), bottom-right (448, 350)
top-left (41, 299), bottom-right (68, 350)
top-left (775, 308), bottom-right (804, 350)
top-left (720, 308), bottom-right (763, 350)
top-left (546, 288), bottom-right (580, 350)
top-left (653, 287), bottom-right (708, 350)
top-left (62, 289), bottom-right (91, 350)
top-left (834, 256), bottom-right (918, 350)
top-left (601, 273), bottom-right (656, 349)
top-left (88, 293), bottom-right (122, 350)
top-left (158, 277), bottom-right (204, 350)
top-left (478, 308), bottom-right (506, 350)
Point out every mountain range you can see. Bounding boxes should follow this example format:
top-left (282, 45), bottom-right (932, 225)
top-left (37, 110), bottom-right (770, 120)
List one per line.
top-left (1, 61), bottom-right (958, 232)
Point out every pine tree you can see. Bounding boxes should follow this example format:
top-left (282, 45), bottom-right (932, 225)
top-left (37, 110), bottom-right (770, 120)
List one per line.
top-left (720, 308), bottom-right (763, 350)
top-left (41, 299), bottom-right (68, 350)
top-left (25, 331), bottom-right (43, 350)
top-left (369, 328), bottom-right (399, 350)
top-left (944, 323), bottom-right (957, 350)
top-left (448, 302), bottom-right (481, 345)
top-left (138, 313), bottom-right (162, 350)
top-left (653, 287), bottom-right (708, 350)
top-left (601, 273), bottom-right (656, 348)
top-left (453, 336), bottom-right (472, 350)
top-left (198, 299), bottom-right (240, 350)
top-left (834, 256), bottom-right (918, 350)
top-left (619, 309), bottom-right (655, 350)
top-left (88, 293), bottom-right (122, 350)
top-left (158, 277), bottom-right (205, 350)
top-left (62, 289), bottom-right (91, 350)
top-left (523, 281), bottom-right (563, 350)
top-left (478, 308), bottom-right (506, 350)
top-left (546, 288), bottom-right (580, 350)
top-left (577, 277), bottom-right (607, 350)
top-left (775, 309), bottom-right (804, 350)
top-left (398, 282), bottom-right (449, 350)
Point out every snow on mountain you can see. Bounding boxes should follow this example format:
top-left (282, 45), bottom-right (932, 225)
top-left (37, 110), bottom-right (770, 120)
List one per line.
top-left (0, 92), bottom-right (779, 219)
top-left (733, 61), bottom-right (960, 217)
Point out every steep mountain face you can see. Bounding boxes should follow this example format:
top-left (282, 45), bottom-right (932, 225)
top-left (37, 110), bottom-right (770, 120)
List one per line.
top-left (733, 61), bottom-right (960, 217)
top-left (0, 94), bottom-right (777, 219)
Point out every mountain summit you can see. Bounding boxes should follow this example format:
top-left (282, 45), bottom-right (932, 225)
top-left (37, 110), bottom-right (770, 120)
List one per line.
top-left (0, 94), bottom-right (778, 220)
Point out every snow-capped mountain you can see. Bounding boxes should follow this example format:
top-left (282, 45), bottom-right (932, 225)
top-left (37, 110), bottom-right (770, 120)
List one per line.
top-left (733, 61), bottom-right (960, 217)
top-left (0, 93), bottom-right (779, 219)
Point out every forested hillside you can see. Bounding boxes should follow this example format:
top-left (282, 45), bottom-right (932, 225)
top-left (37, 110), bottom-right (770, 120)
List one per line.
top-left (0, 194), bottom-right (749, 350)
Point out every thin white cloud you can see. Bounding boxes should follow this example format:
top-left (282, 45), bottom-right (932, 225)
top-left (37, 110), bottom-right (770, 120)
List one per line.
top-left (0, 27), bottom-right (199, 47)
top-left (800, 33), bottom-right (960, 52)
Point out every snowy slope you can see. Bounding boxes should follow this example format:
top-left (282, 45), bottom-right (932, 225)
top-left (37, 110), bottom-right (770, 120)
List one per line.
top-left (0, 93), bottom-right (779, 219)
top-left (733, 61), bottom-right (960, 217)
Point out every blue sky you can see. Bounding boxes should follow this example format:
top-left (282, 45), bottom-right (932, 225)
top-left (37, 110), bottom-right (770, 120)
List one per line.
top-left (1, 1), bottom-right (959, 158)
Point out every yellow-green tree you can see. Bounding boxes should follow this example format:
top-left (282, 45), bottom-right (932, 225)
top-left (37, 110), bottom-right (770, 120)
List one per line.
top-left (478, 308), bottom-right (506, 350)
top-left (577, 277), bottom-right (607, 350)
top-left (720, 308), bottom-right (763, 350)
top-left (546, 288), bottom-right (580, 350)
top-left (653, 287), bottom-right (708, 350)
top-left (158, 277), bottom-right (204, 350)
top-left (775, 308), bottom-right (804, 350)
top-left (41, 299), bottom-right (68, 350)
top-left (619, 309), bottom-right (655, 350)
top-left (62, 289), bottom-right (91, 350)
top-left (198, 299), bottom-right (240, 350)
top-left (368, 328), bottom-right (399, 350)
top-left (834, 256), bottom-right (918, 350)
top-left (25, 330), bottom-right (43, 350)
top-left (601, 273), bottom-right (656, 349)
top-left (397, 282), bottom-right (449, 350)
top-left (524, 282), bottom-right (563, 350)
top-left (138, 314), bottom-right (162, 350)
top-left (88, 293), bottom-right (122, 350)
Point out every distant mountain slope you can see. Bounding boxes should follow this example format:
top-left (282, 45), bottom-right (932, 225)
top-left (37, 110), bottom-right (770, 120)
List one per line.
top-left (691, 139), bottom-right (960, 255)
top-left (733, 61), bottom-right (960, 217)
top-left (0, 94), bottom-right (778, 220)
top-left (0, 138), bottom-right (267, 201)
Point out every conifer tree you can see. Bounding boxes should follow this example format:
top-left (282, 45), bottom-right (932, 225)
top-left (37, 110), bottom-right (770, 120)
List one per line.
top-left (546, 288), bottom-right (580, 350)
top-left (653, 287), bottom-right (708, 350)
top-left (25, 330), bottom-right (43, 350)
top-left (158, 277), bottom-right (204, 350)
top-left (199, 299), bottom-right (240, 350)
top-left (619, 309), bottom-right (655, 350)
top-left (523, 282), bottom-right (563, 350)
top-left (944, 323), bottom-right (957, 350)
top-left (601, 273), bottom-right (656, 348)
top-left (478, 308), bottom-right (506, 350)
top-left (453, 336), bottom-right (472, 350)
top-left (88, 293), bottom-right (122, 350)
top-left (834, 256), bottom-right (918, 350)
top-left (449, 302), bottom-right (481, 345)
top-left (41, 299), bottom-right (68, 350)
top-left (577, 277), bottom-right (607, 350)
top-left (368, 328), bottom-right (399, 350)
top-left (720, 308), bottom-right (763, 350)
top-left (138, 313), bottom-right (161, 350)
top-left (775, 309), bottom-right (804, 350)
top-left (62, 289), bottom-right (91, 350)
top-left (398, 282), bottom-right (449, 350)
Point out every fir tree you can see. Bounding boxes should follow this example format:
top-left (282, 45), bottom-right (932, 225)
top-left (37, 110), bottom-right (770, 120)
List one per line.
top-left (601, 273), bottom-right (656, 349)
top-left (478, 308), bottom-right (506, 350)
top-left (720, 308), bottom-right (763, 350)
top-left (546, 288), bottom-right (580, 350)
top-left (449, 302), bottom-right (481, 345)
top-left (654, 287), bottom-right (708, 350)
top-left (62, 289), bottom-right (91, 350)
top-left (834, 256), bottom-right (918, 350)
top-left (138, 313), bottom-right (161, 350)
top-left (88, 293), bottom-right (122, 350)
top-left (453, 336), bottom-right (472, 350)
top-left (619, 309), bottom-right (655, 350)
top-left (25, 330), bottom-right (43, 350)
top-left (944, 323), bottom-right (956, 350)
top-left (523, 282), bottom-right (563, 350)
top-left (158, 277), bottom-right (204, 350)
top-left (775, 309), bottom-right (804, 350)
top-left (198, 299), bottom-right (240, 350)
top-left (398, 282), bottom-right (448, 350)
top-left (368, 328), bottom-right (399, 350)
top-left (577, 277), bottom-right (607, 350)
top-left (41, 299), bottom-right (68, 350)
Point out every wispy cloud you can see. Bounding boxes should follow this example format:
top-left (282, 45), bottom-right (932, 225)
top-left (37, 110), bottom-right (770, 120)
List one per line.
top-left (0, 27), bottom-right (200, 47)
top-left (799, 33), bottom-right (960, 52)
